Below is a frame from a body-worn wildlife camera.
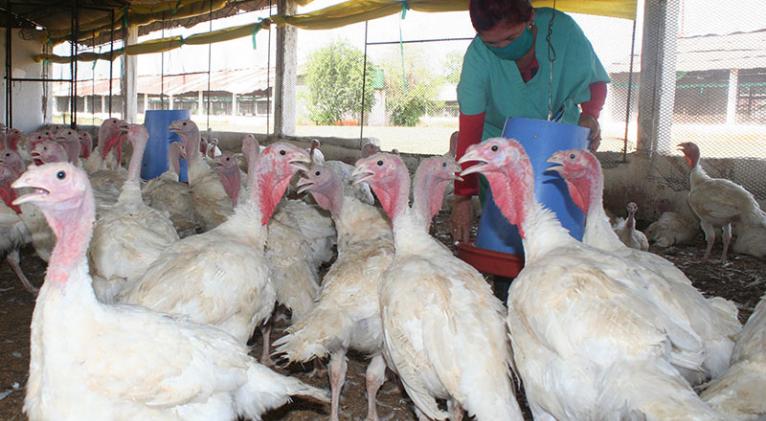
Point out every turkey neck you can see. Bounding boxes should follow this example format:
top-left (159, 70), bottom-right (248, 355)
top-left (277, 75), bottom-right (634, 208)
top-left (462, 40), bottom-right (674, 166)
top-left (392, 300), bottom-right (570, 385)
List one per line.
top-left (126, 135), bottom-right (148, 183)
top-left (380, 167), bottom-right (435, 254)
top-left (411, 167), bottom-right (450, 233)
top-left (577, 169), bottom-right (626, 250)
top-left (687, 151), bottom-right (710, 187)
top-left (44, 188), bottom-right (96, 288)
top-left (490, 156), bottom-right (573, 262)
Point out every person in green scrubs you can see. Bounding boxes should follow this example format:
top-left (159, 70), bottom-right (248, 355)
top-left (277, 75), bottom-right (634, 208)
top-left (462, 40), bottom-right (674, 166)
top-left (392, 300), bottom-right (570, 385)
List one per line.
top-left (452, 0), bottom-right (610, 301)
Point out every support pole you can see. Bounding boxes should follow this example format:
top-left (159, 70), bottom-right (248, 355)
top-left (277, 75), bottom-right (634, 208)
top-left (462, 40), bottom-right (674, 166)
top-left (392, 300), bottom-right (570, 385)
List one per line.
top-left (121, 25), bottom-right (138, 122)
top-left (274, 0), bottom-right (297, 136)
top-left (726, 68), bottom-right (738, 125)
top-left (5, 1), bottom-right (12, 127)
top-left (636, 0), bottom-right (680, 156)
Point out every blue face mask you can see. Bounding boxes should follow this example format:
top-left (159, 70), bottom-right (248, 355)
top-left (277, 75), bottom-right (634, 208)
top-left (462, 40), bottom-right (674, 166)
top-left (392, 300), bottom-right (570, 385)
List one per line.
top-left (485, 26), bottom-right (534, 61)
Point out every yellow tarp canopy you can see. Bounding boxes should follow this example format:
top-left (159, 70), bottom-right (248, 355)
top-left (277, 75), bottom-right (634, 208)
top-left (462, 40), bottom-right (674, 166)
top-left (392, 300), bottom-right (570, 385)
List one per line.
top-left (35, 0), bottom-right (636, 63)
top-left (271, 0), bottom-right (637, 29)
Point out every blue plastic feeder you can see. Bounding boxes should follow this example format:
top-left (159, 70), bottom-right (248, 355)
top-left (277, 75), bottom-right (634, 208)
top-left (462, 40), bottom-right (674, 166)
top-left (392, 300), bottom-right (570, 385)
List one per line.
top-left (142, 109), bottom-right (190, 182)
top-left (460, 117), bottom-right (588, 275)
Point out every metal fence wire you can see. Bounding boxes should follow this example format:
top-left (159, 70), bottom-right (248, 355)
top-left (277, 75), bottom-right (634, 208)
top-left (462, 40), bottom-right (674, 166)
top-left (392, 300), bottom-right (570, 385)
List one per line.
top-left (645, 0), bottom-right (766, 200)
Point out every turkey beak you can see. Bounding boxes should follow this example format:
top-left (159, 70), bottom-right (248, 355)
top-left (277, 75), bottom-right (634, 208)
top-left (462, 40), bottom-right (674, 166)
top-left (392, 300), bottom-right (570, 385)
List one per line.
top-left (11, 173), bottom-right (50, 206)
top-left (118, 123), bottom-right (130, 134)
top-left (457, 148), bottom-right (487, 177)
top-left (351, 166), bottom-right (374, 186)
top-left (289, 152), bottom-right (312, 172)
top-left (296, 177), bottom-right (314, 194)
top-left (449, 162), bottom-right (464, 182)
top-left (546, 154), bottom-right (565, 176)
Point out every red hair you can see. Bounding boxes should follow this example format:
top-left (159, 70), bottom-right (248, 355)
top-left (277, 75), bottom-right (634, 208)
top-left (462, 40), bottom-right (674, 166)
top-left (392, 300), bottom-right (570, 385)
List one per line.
top-left (469, 0), bottom-right (533, 32)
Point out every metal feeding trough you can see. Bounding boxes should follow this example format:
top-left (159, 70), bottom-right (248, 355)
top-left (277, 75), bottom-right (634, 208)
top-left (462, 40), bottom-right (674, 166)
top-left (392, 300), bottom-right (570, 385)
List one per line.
top-left (457, 117), bottom-right (590, 277)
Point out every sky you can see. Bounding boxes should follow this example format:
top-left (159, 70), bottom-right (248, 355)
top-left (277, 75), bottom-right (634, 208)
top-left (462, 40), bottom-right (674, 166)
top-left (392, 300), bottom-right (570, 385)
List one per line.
top-left (54, 0), bottom-right (766, 81)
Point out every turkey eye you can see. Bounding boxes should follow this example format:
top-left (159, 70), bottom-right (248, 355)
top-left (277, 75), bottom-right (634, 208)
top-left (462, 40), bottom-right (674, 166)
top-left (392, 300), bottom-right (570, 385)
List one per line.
top-left (43, 146), bottom-right (48, 151)
top-left (182, 122), bottom-right (187, 126)
top-left (569, 153), bottom-right (576, 159)
top-left (442, 162), bottom-right (447, 168)
top-left (491, 145), bottom-right (498, 152)
top-left (279, 150), bottom-right (286, 156)
top-left (56, 171), bottom-right (66, 180)
top-left (314, 171), bottom-right (321, 176)
top-left (376, 160), bottom-right (383, 166)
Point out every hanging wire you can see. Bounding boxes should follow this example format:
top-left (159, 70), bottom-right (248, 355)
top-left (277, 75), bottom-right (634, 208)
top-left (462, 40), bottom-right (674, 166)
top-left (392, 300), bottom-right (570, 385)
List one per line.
top-left (91, 33), bottom-right (96, 125)
top-left (108, 8), bottom-right (114, 117)
top-left (623, 17), bottom-right (638, 163)
top-left (360, 21), bottom-right (369, 140)
top-left (266, 0), bottom-right (273, 136)
top-left (206, 0), bottom-right (213, 131)
top-left (545, 0), bottom-right (557, 120)
top-left (161, 11), bottom-right (166, 110)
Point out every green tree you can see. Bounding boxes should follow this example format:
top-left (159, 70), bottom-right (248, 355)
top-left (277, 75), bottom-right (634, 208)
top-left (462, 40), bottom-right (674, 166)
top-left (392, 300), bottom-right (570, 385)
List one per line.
top-left (382, 46), bottom-right (443, 127)
top-left (443, 50), bottom-right (464, 84)
top-left (305, 40), bottom-right (375, 125)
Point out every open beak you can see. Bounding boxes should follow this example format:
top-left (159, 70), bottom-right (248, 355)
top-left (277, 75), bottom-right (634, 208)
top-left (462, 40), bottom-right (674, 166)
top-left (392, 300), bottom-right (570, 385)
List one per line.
top-left (289, 152), bottom-right (312, 172)
top-left (119, 123), bottom-right (130, 134)
top-left (11, 174), bottom-right (50, 206)
top-left (546, 153), bottom-right (565, 176)
top-left (457, 149), bottom-right (487, 177)
top-left (351, 166), bottom-right (374, 186)
top-left (676, 144), bottom-right (687, 152)
top-left (296, 177), bottom-right (314, 194)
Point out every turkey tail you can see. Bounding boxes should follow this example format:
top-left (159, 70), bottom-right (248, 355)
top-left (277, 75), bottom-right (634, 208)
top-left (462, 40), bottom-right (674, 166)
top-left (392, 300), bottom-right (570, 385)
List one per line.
top-left (235, 362), bottom-right (330, 420)
top-left (272, 305), bottom-right (351, 363)
top-left (598, 360), bottom-right (724, 420)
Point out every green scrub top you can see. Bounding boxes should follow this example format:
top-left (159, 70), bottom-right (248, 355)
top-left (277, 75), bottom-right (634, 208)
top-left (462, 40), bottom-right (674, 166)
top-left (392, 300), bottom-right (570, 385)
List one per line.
top-left (457, 7), bottom-right (610, 142)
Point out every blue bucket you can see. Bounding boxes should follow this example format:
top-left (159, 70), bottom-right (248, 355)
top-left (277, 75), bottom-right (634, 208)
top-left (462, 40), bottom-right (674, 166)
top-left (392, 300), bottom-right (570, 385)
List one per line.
top-left (142, 109), bottom-right (190, 182)
top-left (475, 117), bottom-right (589, 257)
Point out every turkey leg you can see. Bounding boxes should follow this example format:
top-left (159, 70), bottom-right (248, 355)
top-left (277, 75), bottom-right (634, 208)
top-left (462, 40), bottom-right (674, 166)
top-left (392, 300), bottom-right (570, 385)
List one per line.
top-left (6, 250), bottom-right (37, 294)
top-left (721, 223), bottom-right (732, 263)
top-left (365, 353), bottom-right (386, 421)
top-left (329, 350), bottom-right (348, 421)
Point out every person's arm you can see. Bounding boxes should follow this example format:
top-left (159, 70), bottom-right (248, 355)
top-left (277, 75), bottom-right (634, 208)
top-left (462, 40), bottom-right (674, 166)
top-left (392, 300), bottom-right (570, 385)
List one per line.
top-left (579, 81), bottom-right (607, 151)
top-left (454, 111), bottom-right (486, 197)
top-left (580, 81), bottom-right (606, 119)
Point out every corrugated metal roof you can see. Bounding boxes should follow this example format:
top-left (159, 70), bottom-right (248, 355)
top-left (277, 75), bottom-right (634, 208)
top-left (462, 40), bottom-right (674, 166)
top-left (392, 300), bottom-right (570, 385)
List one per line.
top-left (610, 29), bottom-right (766, 73)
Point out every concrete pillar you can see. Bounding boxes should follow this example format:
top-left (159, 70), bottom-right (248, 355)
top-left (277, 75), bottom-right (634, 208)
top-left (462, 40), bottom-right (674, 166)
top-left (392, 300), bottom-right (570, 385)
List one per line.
top-left (84, 96), bottom-right (89, 114)
top-left (100, 95), bottom-right (106, 115)
top-left (121, 25), bottom-right (139, 122)
top-left (168, 95), bottom-right (174, 109)
top-left (274, 0), bottom-right (297, 136)
top-left (231, 92), bottom-right (238, 116)
top-left (198, 91), bottom-right (204, 116)
top-left (636, 0), bottom-right (680, 156)
top-left (726, 68), bottom-right (738, 125)
top-left (143, 93), bottom-right (149, 113)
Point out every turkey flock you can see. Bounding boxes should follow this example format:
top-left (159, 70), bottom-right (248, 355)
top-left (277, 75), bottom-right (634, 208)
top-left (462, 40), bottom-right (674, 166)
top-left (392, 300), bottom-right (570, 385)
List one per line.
top-left (0, 119), bottom-right (765, 420)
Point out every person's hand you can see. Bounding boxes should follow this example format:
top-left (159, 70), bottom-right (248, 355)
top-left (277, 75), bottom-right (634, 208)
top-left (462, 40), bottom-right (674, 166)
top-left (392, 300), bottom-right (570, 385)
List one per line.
top-left (450, 195), bottom-right (474, 244)
top-left (578, 114), bottom-right (601, 152)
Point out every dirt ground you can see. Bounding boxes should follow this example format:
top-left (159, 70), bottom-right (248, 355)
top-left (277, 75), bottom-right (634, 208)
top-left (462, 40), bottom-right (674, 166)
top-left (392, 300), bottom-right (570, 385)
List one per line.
top-left (1, 210), bottom-right (764, 420)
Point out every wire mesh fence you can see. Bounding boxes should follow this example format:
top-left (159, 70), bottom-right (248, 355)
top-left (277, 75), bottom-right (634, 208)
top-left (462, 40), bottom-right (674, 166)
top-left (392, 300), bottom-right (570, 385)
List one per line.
top-left (643, 0), bottom-right (766, 200)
